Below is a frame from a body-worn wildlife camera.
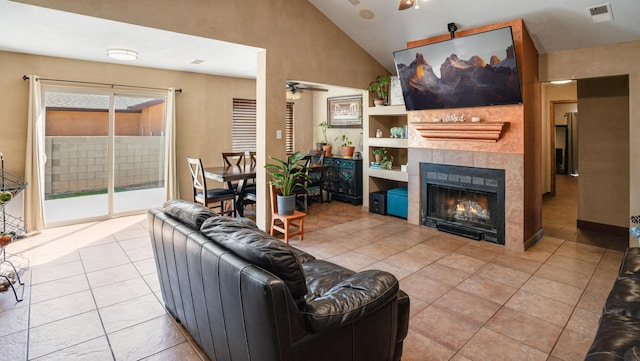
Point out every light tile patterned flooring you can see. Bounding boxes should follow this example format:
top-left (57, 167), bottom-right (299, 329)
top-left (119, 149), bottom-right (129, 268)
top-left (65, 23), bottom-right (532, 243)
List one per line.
top-left (0, 178), bottom-right (626, 360)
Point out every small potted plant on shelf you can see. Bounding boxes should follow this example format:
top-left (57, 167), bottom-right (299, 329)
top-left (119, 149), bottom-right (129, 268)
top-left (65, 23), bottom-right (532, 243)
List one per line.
top-left (336, 134), bottom-right (355, 158)
top-left (373, 147), bottom-right (387, 164)
top-left (264, 151), bottom-right (310, 215)
top-left (368, 75), bottom-right (390, 106)
top-left (318, 121), bottom-right (333, 156)
top-left (380, 155), bottom-right (393, 170)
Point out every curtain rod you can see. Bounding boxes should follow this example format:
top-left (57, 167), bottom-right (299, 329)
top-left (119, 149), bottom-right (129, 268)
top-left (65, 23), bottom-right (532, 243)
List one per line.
top-left (22, 75), bottom-right (182, 93)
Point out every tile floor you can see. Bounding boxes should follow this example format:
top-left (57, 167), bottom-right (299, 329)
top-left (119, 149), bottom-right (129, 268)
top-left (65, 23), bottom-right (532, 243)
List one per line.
top-left (0, 177), bottom-right (627, 360)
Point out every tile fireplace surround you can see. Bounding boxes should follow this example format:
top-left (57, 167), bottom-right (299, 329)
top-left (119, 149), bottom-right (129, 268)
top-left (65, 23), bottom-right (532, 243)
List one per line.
top-left (407, 147), bottom-right (527, 251)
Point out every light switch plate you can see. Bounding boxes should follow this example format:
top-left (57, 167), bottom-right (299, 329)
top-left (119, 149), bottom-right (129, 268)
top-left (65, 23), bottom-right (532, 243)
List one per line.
top-left (276, 130), bottom-right (282, 139)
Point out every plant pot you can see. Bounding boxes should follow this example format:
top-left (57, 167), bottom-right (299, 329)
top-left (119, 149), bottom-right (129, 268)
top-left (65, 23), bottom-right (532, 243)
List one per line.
top-left (276, 194), bottom-right (296, 215)
top-left (342, 146), bottom-right (356, 158)
top-left (373, 98), bottom-right (384, 107)
top-left (374, 154), bottom-right (382, 163)
top-left (322, 144), bottom-right (333, 157)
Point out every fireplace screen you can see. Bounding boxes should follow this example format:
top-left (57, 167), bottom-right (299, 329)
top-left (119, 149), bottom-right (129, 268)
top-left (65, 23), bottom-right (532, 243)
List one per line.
top-left (427, 185), bottom-right (496, 231)
top-left (421, 163), bottom-right (505, 245)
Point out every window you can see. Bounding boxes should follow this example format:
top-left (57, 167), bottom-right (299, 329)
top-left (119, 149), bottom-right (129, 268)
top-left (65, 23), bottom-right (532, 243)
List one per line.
top-left (232, 98), bottom-right (294, 153)
top-left (285, 102), bottom-right (294, 153)
top-left (232, 98), bottom-right (256, 152)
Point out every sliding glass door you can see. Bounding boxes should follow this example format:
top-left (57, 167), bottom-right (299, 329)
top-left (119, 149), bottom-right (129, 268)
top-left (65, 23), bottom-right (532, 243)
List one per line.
top-left (43, 87), bottom-right (167, 225)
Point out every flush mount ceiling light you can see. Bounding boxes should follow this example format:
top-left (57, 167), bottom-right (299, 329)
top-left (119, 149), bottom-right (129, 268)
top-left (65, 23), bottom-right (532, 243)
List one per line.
top-left (107, 48), bottom-right (138, 61)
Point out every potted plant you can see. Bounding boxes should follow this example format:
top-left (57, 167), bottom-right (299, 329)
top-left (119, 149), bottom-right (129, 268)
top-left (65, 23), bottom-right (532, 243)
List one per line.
top-left (318, 121), bottom-right (333, 156)
top-left (264, 151), bottom-right (310, 215)
top-left (336, 134), bottom-right (355, 158)
top-left (380, 155), bottom-right (393, 170)
top-left (373, 147), bottom-right (387, 163)
top-left (368, 75), bottom-right (390, 106)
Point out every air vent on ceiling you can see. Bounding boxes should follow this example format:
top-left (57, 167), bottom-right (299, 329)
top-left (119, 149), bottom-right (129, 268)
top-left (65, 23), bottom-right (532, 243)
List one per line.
top-left (348, 0), bottom-right (360, 5)
top-left (190, 59), bottom-right (205, 64)
top-left (587, 3), bottom-right (613, 23)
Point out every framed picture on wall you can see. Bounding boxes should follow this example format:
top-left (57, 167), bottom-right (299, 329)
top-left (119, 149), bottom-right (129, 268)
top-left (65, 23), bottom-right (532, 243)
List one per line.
top-left (327, 95), bottom-right (362, 128)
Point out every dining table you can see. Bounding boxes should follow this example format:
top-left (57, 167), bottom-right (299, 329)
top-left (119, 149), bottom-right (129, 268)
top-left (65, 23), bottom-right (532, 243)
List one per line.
top-left (204, 164), bottom-right (256, 217)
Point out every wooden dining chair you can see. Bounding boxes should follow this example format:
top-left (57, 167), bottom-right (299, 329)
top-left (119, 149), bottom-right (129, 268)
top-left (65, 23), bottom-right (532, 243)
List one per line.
top-left (221, 152), bottom-right (245, 192)
top-left (222, 152), bottom-right (245, 166)
top-left (270, 184), bottom-right (305, 243)
top-left (187, 157), bottom-right (236, 216)
top-left (243, 151), bottom-right (257, 213)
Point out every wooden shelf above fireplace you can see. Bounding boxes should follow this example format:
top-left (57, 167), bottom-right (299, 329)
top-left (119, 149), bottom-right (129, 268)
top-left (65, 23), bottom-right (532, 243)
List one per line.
top-left (411, 121), bottom-right (509, 142)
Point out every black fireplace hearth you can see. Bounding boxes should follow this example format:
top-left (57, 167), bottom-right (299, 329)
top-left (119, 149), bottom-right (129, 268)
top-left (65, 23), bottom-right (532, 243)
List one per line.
top-left (421, 163), bottom-right (505, 245)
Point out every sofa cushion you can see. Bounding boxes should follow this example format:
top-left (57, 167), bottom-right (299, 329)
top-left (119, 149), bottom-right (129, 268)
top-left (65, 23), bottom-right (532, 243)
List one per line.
top-left (163, 200), bottom-right (218, 229)
top-left (620, 248), bottom-right (640, 276)
top-left (200, 216), bottom-right (308, 305)
top-left (586, 313), bottom-right (640, 361)
top-left (302, 259), bottom-right (400, 332)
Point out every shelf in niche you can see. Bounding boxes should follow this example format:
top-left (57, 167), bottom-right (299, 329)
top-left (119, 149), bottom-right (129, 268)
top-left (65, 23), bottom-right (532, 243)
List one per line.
top-left (368, 167), bottom-right (408, 182)
top-left (367, 105), bottom-right (407, 116)
top-left (368, 138), bottom-right (408, 148)
top-left (411, 121), bottom-right (509, 142)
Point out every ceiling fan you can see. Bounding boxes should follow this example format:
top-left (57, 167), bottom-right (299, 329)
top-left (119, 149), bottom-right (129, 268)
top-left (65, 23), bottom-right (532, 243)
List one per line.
top-left (285, 81), bottom-right (328, 93)
top-left (398, 0), bottom-right (419, 10)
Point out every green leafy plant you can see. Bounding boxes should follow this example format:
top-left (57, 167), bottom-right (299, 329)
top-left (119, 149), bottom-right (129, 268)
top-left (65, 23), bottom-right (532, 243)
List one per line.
top-left (335, 134), bottom-right (352, 147)
top-left (264, 151), bottom-right (310, 196)
top-left (380, 155), bottom-right (393, 170)
top-left (318, 121), bottom-right (331, 144)
top-left (372, 147), bottom-right (387, 156)
top-left (368, 75), bottom-right (390, 100)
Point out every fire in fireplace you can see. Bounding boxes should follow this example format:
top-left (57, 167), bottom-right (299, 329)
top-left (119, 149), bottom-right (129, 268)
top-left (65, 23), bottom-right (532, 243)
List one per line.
top-left (421, 163), bottom-right (505, 245)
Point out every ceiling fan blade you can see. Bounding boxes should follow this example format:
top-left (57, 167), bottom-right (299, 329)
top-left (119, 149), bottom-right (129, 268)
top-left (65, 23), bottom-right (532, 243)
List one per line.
top-left (300, 86), bottom-right (328, 92)
top-left (398, 0), bottom-right (414, 10)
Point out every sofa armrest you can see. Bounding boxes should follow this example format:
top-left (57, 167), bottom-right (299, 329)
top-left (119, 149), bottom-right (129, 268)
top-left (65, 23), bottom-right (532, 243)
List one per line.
top-left (303, 270), bottom-right (399, 332)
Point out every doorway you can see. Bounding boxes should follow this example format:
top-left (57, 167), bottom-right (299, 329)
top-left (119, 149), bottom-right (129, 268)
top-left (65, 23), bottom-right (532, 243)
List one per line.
top-left (42, 87), bottom-right (167, 225)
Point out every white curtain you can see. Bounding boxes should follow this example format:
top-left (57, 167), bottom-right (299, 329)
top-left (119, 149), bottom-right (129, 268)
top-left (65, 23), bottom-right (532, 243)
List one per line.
top-left (164, 88), bottom-right (178, 201)
top-left (24, 75), bottom-right (46, 232)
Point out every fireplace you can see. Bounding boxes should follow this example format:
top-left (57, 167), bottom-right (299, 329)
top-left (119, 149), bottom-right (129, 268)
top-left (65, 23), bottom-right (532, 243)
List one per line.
top-left (421, 163), bottom-right (505, 245)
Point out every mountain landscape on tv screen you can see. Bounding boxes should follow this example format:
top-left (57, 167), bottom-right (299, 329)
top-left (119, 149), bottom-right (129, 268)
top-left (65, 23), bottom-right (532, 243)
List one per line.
top-left (396, 44), bottom-right (522, 110)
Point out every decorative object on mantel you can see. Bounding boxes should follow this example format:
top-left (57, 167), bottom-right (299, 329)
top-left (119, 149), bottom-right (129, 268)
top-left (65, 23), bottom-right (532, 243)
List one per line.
top-left (376, 129), bottom-right (383, 138)
top-left (442, 113), bottom-right (465, 123)
top-left (411, 121), bottom-right (509, 142)
top-left (432, 116), bottom-right (441, 122)
top-left (471, 116), bottom-right (481, 123)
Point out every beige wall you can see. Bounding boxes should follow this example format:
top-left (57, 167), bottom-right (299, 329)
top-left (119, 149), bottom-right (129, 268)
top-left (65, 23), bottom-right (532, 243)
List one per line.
top-left (540, 82), bottom-right (577, 193)
top-left (312, 87), bottom-right (365, 157)
top-left (540, 40), bottom-right (639, 234)
top-left (15, 0), bottom-right (386, 228)
top-left (577, 76), bottom-right (629, 228)
top-left (0, 51), bottom-right (256, 201)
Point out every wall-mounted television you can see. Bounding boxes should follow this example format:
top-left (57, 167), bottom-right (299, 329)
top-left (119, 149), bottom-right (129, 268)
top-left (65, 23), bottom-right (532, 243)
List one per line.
top-left (393, 26), bottom-right (523, 111)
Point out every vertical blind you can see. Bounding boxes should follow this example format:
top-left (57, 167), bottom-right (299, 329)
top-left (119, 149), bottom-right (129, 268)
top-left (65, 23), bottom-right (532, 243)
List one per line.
top-left (232, 98), bottom-right (294, 153)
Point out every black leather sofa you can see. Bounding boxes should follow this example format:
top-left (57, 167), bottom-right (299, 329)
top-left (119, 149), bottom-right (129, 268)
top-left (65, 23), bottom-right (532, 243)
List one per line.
top-left (148, 200), bottom-right (410, 361)
top-left (585, 247), bottom-right (640, 361)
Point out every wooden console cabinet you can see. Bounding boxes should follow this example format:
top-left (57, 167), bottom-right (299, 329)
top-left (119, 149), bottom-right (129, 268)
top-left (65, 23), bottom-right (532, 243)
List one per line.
top-left (323, 157), bottom-right (362, 205)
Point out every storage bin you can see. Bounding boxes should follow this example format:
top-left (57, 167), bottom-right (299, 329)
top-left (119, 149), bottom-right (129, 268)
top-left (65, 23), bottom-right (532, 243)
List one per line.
top-left (369, 191), bottom-right (387, 215)
top-left (387, 187), bottom-right (408, 219)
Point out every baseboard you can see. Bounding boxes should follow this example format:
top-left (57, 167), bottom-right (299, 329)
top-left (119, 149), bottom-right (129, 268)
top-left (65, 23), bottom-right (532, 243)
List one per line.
top-left (577, 219), bottom-right (629, 237)
top-left (524, 229), bottom-right (544, 250)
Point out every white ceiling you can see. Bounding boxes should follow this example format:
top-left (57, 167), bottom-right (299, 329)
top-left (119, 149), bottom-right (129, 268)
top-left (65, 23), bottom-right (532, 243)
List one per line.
top-left (1, 0), bottom-right (638, 79)
top-left (0, 1), bottom-right (262, 79)
top-left (309, 0), bottom-right (640, 73)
